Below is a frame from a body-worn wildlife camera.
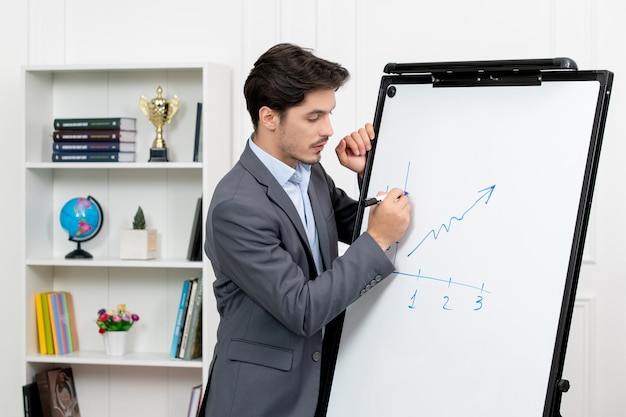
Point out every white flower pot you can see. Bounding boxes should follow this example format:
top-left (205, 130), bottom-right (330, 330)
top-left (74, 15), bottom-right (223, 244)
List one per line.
top-left (120, 229), bottom-right (157, 260)
top-left (103, 331), bottom-right (128, 356)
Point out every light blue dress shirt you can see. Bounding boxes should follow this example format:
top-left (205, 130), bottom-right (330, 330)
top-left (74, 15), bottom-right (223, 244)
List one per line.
top-left (249, 137), bottom-right (323, 274)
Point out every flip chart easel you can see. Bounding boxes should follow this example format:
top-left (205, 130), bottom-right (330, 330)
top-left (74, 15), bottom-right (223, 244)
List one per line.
top-left (317, 58), bottom-right (613, 417)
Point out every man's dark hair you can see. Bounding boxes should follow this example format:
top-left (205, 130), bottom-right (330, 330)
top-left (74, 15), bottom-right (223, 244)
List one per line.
top-left (244, 43), bottom-right (350, 129)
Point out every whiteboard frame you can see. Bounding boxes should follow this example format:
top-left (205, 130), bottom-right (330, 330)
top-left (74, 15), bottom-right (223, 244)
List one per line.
top-left (317, 60), bottom-right (613, 417)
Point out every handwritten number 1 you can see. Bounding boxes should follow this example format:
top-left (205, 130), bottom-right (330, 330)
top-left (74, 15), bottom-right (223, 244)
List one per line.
top-left (408, 290), bottom-right (417, 309)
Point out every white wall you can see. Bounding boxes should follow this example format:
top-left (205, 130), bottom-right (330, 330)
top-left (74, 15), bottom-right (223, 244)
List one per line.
top-left (0, 0), bottom-right (27, 414)
top-left (3, 0), bottom-right (624, 415)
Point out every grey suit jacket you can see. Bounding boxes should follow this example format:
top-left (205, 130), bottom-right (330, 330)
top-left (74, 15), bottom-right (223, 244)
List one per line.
top-left (202, 143), bottom-right (394, 417)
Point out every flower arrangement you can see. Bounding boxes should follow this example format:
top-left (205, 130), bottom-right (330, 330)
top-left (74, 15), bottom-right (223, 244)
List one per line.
top-left (95, 304), bottom-right (140, 334)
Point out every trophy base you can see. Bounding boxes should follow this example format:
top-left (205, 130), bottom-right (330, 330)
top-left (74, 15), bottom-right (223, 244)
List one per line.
top-left (149, 147), bottom-right (169, 162)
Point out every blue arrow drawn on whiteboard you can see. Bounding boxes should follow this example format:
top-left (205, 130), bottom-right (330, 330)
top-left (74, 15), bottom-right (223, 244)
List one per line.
top-left (407, 184), bottom-right (496, 257)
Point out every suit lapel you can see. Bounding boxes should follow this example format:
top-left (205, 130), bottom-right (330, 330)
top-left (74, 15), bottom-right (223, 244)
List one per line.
top-left (239, 144), bottom-right (317, 273)
top-left (308, 182), bottom-right (331, 271)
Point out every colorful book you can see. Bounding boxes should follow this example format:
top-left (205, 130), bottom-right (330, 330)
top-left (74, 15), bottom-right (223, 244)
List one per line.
top-left (64, 292), bottom-right (79, 352)
top-left (35, 294), bottom-right (47, 355)
top-left (58, 292), bottom-right (77, 353)
top-left (178, 278), bottom-right (198, 359)
top-left (51, 293), bottom-right (68, 355)
top-left (183, 274), bottom-right (203, 360)
top-left (57, 293), bottom-right (70, 354)
top-left (52, 151), bottom-right (135, 163)
top-left (170, 279), bottom-right (192, 359)
top-left (52, 129), bottom-right (136, 142)
top-left (46, 293), bottom-right (60, 355)
top-left (53, 117), bottom-right (136, 131)
top-left (40, 293), bottom-right (54, 354)
top-left (52, 141), bottom-right (135, 153)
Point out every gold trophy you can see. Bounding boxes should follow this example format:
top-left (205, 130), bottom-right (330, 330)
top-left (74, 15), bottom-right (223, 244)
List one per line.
top-left (139, 86), bottom-right (180, 162)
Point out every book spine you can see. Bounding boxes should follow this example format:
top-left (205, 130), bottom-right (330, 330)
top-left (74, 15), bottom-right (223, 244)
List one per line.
top-left (187, 384), bottom-right (203, 417)
top-left (35, 369), bottom-right (54, 417)
top-left (187, 197), bottom-right (203, 261)
top-left (22, 384), bottom-right (30, 417)
top-left (53, 117), bottom-right (136, 131)
top-left (60, 292), bottom-right (75, 353)
top-left (52, 141), bottom-right (125, 152)
top-left (184, 275), bottom-right (203, 360)
top-left (41, 293), bottom-right (54, 354)
top-left (170, 280), bottom-right (192, 359)
top-left (53, 293), bottom-right (68, 355)
top-left (46, 293), bottom-right (59, 355)
top-left (52, 152), bottom-right (134, 162)
top-left (193, 102), bottom-right (203, 162)
top-left (66, 292), bottom-right (79, 352)
top-left (22, 382), bottom-right (39, 417)
top-left (35, 293), bottom-right (47, 354)
top-left (178, 278), bottom-right (198, 359)
top-left (53, 130), bottom-right (136, 142)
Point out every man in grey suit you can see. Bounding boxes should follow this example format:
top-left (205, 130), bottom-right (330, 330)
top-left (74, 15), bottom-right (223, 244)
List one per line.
top-left (201, 43), bottom-right (411, 417)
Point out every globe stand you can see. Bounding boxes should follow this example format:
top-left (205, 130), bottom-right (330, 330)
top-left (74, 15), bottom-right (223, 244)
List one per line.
top-left (60, 195), bottom-right (103, 260)
top-left (65, 242), bottom-right (93, 259)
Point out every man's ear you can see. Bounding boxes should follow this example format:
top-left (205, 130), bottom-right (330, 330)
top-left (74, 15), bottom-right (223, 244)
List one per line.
top-left (259, 106), bottom-right (279, 131)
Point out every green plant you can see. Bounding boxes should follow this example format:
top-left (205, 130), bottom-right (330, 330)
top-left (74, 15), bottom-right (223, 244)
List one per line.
top-left (132, 206), bottom-right (146, 229)
top-left (95, 304), bottom-right (140, 333)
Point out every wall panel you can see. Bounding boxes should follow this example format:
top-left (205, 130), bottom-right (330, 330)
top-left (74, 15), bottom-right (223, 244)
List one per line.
top-left (14, 1), bottom-right (626, 416)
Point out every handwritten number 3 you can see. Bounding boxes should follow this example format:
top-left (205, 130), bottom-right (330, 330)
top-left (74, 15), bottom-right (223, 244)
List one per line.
top-left (474, 296), bottom-right (483, 311)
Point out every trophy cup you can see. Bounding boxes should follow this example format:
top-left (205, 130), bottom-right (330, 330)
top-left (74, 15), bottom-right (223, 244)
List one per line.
top-left (139, 86), bottom-right (180, 162)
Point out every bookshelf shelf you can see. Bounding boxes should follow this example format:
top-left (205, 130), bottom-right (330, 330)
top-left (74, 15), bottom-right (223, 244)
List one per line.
top-left (26, 257), bottom-right (203, 268)
top-left (22, 63), bottom-right (231, 417)
top-left (26, 351), bottom-right (203, 368)
top-left (26, 162), bottom-right (203, 169)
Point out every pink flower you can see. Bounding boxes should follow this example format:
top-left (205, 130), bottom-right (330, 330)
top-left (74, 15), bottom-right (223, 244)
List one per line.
top-left (95, 304), bottom-right (139, 333)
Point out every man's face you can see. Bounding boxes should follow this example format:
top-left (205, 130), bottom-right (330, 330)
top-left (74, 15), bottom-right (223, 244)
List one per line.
top-left (275, 88), bottom-right (336, 168)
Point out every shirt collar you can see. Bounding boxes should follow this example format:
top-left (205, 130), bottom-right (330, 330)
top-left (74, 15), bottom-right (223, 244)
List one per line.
top-left (249, 135), bottom-right (312, 188)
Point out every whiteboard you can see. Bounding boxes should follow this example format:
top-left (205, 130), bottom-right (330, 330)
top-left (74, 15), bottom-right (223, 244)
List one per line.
top-left (322, 69), bottom-right (612, 417)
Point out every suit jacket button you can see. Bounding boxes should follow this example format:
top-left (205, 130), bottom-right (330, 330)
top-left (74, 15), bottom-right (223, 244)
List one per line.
top-left (375, 274), bottom-right (382, 282)
top-left (360, 289), bottom-right (367, 295)
top-left (370, 279), bottom-right (377, 286)
top-left (312, 351), bottom-right (322, 362)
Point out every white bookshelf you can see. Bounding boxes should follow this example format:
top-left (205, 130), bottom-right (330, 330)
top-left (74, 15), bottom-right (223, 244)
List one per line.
top-left (23, 63), bottom-right (231, 417)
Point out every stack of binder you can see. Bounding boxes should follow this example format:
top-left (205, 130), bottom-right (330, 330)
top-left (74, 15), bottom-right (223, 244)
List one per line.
top-left (51, 117), bottom-right (137, 162)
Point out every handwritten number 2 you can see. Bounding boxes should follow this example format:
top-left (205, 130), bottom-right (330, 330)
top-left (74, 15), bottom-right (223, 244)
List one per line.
top-left (442, 296), bottom-right (453, 310)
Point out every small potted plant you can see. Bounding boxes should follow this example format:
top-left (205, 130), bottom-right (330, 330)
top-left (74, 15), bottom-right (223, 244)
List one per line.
top-left (120, 206), bottom-right (157, 259)
top-left (96, 303), bottom-right (140, 356)
top-left (95, 303), bottom-right (140, 334)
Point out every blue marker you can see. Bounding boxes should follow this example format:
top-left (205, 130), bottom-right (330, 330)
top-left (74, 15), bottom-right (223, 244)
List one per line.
top-left (362, 191), bottom-right (409, 207)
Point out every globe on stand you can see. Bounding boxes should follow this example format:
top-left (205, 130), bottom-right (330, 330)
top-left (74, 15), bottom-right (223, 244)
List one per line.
top-left (59, 196), bottom-right (103, 259)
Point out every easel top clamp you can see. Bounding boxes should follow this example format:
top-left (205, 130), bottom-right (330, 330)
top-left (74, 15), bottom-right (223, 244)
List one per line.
top-left (383, 57), bottom-right (578, 87)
